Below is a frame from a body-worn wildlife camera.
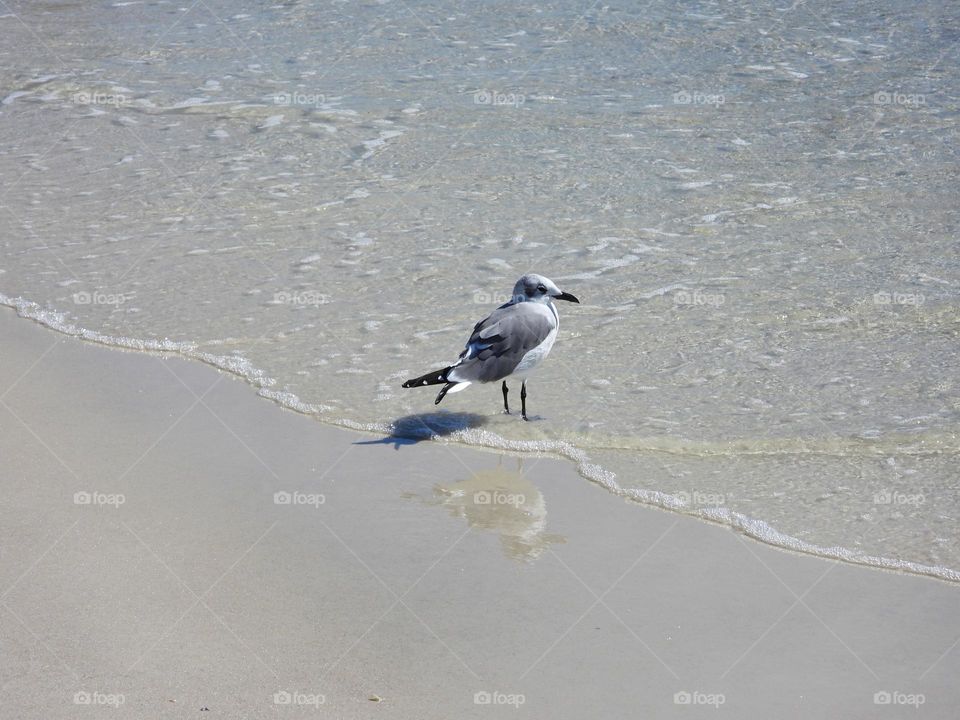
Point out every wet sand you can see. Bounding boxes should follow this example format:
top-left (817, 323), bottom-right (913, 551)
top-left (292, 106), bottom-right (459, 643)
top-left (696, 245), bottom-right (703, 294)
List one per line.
top-left (1, 307), bottom-right (958, 718)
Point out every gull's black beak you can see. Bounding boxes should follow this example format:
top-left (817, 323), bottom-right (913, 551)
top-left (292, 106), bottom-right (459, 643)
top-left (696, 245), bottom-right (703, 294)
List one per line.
top-left (554, 291), bottom-right (580, 303)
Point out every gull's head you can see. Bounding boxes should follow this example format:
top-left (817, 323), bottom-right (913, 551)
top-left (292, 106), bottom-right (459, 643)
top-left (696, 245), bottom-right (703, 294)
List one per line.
top-left (511, 274), bottom-right (580, 305)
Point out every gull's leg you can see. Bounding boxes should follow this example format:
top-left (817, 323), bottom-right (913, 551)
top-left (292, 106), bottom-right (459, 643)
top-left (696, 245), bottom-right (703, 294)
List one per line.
top-left (502, 380), bottom-right (510, 414)
top-left (521, 381), bottom-right (528, 421)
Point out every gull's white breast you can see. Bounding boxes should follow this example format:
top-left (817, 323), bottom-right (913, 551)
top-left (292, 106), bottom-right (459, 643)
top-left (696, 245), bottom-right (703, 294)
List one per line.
top-left (512, 303), bottom-right (559, 378)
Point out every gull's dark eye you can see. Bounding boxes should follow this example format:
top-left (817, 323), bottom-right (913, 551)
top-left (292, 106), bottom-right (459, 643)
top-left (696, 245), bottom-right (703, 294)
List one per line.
top-left (537, 284), bottom-right (547, 293)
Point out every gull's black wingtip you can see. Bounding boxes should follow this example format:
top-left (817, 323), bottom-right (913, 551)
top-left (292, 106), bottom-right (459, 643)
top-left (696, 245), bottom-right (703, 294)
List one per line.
top-left (401, 367), bottom-right (453, 390)
top-left (434, 382), bottom-right (456, 405)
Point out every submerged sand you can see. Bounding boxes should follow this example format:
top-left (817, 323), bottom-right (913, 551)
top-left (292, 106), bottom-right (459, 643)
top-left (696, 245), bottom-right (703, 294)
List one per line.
top-left (1, 307), bottom-right (958, 718)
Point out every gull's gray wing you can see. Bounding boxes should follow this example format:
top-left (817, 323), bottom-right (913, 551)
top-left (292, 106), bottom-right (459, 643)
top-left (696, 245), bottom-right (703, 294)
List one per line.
top-left (447, 302), bottom-right (556, 383)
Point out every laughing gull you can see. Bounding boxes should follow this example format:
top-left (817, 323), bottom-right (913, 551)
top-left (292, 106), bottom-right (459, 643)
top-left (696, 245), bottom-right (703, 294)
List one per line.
top-left (402, 274), bottom-right (580, 420)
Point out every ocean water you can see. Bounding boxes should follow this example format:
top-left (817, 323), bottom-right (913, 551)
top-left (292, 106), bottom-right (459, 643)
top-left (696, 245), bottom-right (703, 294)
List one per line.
top-left (1, 1), bottom-right (958, 580)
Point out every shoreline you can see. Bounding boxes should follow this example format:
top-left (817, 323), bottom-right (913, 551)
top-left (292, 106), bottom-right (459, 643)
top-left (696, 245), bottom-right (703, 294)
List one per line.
top-left (2, 306), bottom-right (959, 717)
top-left (3, 293), bottom-right (958, 585)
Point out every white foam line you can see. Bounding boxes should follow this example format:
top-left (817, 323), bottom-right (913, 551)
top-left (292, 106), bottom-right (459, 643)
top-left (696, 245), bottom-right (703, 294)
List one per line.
top-left (2, 292), bottom-right (957, 584)
top-left (0, 293), bottom-right (327, 411)
top-left (355, 422), bottom-right (960, 584)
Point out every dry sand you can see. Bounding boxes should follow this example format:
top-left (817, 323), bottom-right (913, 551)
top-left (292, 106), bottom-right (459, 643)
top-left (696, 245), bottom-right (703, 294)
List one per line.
top-left (1, 307), bottom-right (958, 718)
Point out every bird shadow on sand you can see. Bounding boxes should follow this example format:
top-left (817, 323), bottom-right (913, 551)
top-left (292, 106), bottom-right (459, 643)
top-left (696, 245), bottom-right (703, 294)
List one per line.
top-left (353, 411), bottom-right (489, 449)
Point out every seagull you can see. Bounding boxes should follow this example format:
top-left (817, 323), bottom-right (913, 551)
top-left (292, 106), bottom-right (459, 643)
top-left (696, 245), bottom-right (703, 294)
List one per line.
top-left (402, 274), bottom-right (580, 420)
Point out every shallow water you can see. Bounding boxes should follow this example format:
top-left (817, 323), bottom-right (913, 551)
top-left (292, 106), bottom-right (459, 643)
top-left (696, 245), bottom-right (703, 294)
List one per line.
top-left (1, 1), bottom-right (958, 579)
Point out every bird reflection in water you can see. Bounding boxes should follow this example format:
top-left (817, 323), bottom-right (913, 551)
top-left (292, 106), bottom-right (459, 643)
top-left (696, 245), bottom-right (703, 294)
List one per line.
top-left (413, 457), bottom-right (565, 561)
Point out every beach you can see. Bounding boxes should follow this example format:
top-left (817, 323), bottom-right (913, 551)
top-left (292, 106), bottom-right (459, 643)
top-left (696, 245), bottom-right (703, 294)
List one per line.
top-left (3, 308), bottom-right (958, 718)
top-left (2, 0), bottom-right (960, 714)
top-left (2, 0), bottom-right (958, 576)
